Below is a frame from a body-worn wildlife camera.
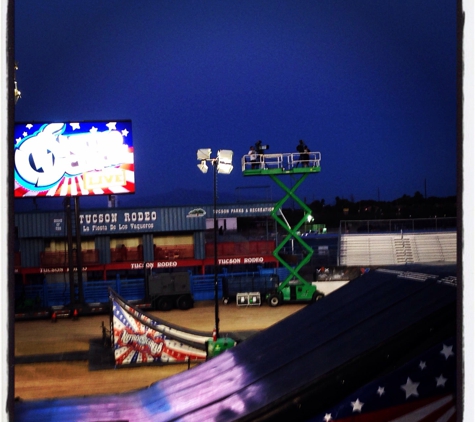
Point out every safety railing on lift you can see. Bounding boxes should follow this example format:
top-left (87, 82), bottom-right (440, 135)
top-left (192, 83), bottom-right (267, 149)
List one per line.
top-left (241, 151), bottom-right (321, 172)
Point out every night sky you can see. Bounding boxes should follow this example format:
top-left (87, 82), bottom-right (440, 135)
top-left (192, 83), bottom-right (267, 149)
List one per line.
top-left (13, 0), bottom-right (458, 209)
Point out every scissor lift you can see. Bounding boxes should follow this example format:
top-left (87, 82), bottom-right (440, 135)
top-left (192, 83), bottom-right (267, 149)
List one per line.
top-left (242, 151), bottom-right (325, 306)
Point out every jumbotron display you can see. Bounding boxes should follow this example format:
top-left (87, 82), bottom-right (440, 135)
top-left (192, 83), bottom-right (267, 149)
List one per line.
top-left (14, 120), bottom-right (134, 198)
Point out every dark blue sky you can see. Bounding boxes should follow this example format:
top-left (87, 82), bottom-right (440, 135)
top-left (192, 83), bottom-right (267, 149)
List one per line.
top-left (14, 0), bottom-right (458, 209)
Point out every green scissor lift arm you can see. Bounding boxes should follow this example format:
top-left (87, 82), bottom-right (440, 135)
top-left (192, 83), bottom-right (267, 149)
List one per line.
top-left (242, 150), bottom-right (325, 305)
top-left (270, 174), bottom-right (313, 283)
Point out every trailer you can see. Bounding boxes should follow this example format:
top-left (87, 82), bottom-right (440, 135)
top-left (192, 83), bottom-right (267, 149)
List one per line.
top-left (221, 269), bottom-right (279, 305)
top-left (148, 272), bottom-right (194, 311)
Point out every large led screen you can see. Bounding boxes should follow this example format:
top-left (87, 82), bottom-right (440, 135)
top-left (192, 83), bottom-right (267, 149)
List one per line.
top-left (14, 120), bottom-right (134, 197)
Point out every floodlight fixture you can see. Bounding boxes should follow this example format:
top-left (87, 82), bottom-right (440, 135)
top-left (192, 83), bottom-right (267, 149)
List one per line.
top-left (217, 149), bottom-right (233, 163)
top-left (197, 148), bottom-right (212, 161)
top-left (195, 147), bottom-right (234, 340)
top-left (217, 163), bottom-right (233, 174)
top-left (197, 160), bottom-right (209, 174)
top-left (217, 149), bottom-right (233, 174)
top-left (307, 214), bottom-right (314, 223)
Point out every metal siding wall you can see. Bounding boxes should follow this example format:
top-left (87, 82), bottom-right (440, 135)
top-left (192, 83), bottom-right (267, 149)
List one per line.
top-left (143, 234), bottom-right (154, 261)
top-left (14, 203), bottom-right (275, 268)
top-left (15, 203), bottom-right (276, 238)
top-left (159, 208), bottom-right (170, 232)
top-left (194, 232), bottom-right (205, 259)
top-left (158, 207), bottom-right (206, 232)
top-left (95, 236), bottom-right (111, 264)
top-left (15, 212), bottom-right (67, 238)
top-left (18, 238), bottom-right (44, 267)
top-left (78, 207), bottom-right (206, 234)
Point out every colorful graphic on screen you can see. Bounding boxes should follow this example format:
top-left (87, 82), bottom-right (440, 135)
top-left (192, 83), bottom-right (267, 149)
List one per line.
top-left (14, 120), bottom-right (134, 197)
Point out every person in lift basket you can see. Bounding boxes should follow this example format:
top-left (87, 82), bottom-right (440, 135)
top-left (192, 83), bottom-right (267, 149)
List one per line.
top-left (255, 140), bottom-right (265, 155)
top-left (297, 139), bottom-right (309, 167)
top-left (255, 140), bottom-right (269, 168)
top-left (248, 145), bottom-right (258, 169)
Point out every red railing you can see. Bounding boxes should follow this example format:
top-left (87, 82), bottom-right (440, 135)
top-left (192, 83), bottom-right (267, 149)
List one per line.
top-left (205, 240), bottom-right (275, 258)
top-left (110, 246), bottom-right (143, 262)
top-left (38, 241), bottom-right (274, 267)
top-left (40, 249), bottom-right (100, 267)
top-left (154, 245), bottom-right (194, 260)
top-left (110, 245), bottom-right (195, 262)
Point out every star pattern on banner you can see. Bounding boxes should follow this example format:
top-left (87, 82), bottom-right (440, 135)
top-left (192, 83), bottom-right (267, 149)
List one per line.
top-left (436, 374), bottom-right (447, 387)
top-left (311, 337), bottom-right (456, 421)
top-left (440, 344), bottom-right (454, 360)
top-left (351, 398), bottom-right (364, 412)
top-left (401, 377), bottom-right (419, 399)
top-left (111, 296), bottom-right (206, 366)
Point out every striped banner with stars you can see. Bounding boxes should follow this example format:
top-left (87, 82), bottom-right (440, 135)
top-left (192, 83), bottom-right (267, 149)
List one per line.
top-left (112, 296), bottom-right (207, 365)
top-left (310, 337), bottom-right (456, 421)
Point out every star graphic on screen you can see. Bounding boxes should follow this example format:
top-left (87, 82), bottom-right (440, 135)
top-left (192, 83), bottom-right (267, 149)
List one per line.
top-left (440, 344), bottom-right (454, 360)
top-left (70, 122), bottom-right (80, 130)
top-left (121, 128), bottom-right (129, 137)
top-left (351, 398), bottom-right (364, 412)
top-left (419, 361), bottom-right (427, 370)
top-left (25, 123), bottom-right (32, 129)
top-left (323, 413), bottom-right (333, 421)
top-left (435, 374), bottom-right (447, 387)
top-left (401, 377), bottom-right (419, 399)
top-left (377, 386), bottom-right (385, 396)
top-left (90, 126), bottom-right (98, 133)
top-left (106, 122), bottom-right (117, 130)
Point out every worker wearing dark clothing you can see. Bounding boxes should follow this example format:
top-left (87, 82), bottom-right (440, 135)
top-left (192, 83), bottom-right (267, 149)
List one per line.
top-left (296, 139), bottom-right (307, 167)
top-left (255, 140), bottom-right (265, 155)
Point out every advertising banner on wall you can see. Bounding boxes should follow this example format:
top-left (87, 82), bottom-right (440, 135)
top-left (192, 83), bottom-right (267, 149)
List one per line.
top-left (14, 120), bottom-right (134, 197)
top-left (110, 289), bottom-right (208, 365)
top-left (15, 203), bottom-right (277, 237)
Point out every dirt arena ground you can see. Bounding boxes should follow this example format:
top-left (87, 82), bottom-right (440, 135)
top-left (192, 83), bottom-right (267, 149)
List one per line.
top-left (14, 300), bottom-right (305, 401)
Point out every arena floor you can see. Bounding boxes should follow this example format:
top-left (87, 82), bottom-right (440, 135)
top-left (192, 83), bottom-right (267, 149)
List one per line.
top-left (14, 300), bottom-right (305, 401)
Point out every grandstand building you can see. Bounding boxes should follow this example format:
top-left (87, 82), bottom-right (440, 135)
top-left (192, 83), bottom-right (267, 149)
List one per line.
top-left (13, 201), bottom-right (457, 316)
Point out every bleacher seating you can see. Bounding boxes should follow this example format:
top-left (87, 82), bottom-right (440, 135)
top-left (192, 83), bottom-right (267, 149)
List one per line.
top-left (339, 232), bottom-right (456, 266)
top-left (412, 232), bottom-right (457, 263)
top-left (340, 235), bottom-right (396, 266)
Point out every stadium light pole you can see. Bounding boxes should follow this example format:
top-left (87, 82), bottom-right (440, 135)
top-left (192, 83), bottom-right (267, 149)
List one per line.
top-left (197, 149), bottom-right (233, 339)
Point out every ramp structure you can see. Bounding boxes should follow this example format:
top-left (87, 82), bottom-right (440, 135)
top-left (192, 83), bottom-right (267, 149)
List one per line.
top-left (107, 289), bottom-right (239, 366)
top-left (15, 264), bottom-right (457, 421)
top-left (109, 289), bottom-right (210, 365)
